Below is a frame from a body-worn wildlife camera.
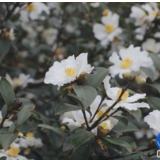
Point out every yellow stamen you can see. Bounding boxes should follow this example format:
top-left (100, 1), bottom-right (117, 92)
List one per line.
top-left (102, 9), bottom-right (110, 16)
top-left (12, 78), bottom-right (20, 83)
top-left (26, 3), bottom-right (34, 11)
top-left (105, 25), bottom-right (114, 33)
top-left (65, 68), bottom-right (75, 77)
top-left (100, 121), bottom-right (108, 129)
top-left (152, 11), bottom-right (158, 16)
top-left (121, 58), bottom-right (131, 69)
top-left (97, 110), bottom-right (105, 118)
top-left (116, 89), bottom-right (129, 102)
top-left (8, 146), bottom-right (20, 157)
top-left (26, 132), bottom-right (34, 138)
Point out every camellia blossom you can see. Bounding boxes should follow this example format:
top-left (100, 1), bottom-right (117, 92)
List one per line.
top-left (105, 87), bottom-right (150, 110)
top-left (0, 143), bottom-right (27, 160)
top-left (20, 2), bottom-right (50, 22)
top-left (109, 45), bottom-right (156, 79)
top-left (6, 73), bottom-right (34, 89)
top-left (142, 38), bottom-right (160, 54)
top-left (0, 111), bottom-right (13, 127)
top-left (93, 12), bottom-right (122, 46)
top-left (0, 28), bottom-right (15, 40)
top-left (144, 110), bottom-right (160, 148)
top-left (44, 53), bottom-right (94, 87)
top-left (18, 132), bottom-right (43, 148)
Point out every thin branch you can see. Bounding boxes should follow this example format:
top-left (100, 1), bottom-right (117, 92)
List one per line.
top-left (81, 109), bottom-right (90, 129)
top-left (89, 81), bottom-right (132, 131)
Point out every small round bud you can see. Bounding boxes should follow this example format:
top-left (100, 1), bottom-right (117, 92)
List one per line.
top-left (122, 72), bottom-right (132, 81)
top-left (135, 76), bottom-right (146, 85)
top-left (60, 126), bottom-right (66, 131)
top-left (148, 139), bottom-right (156, 147)
top-left (18, 132), bottom-right (24, 138)
top-left (77, 72), bottom-right (87, 84)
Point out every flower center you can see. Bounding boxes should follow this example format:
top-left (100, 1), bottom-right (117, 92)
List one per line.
top-left (152, 11), bottom-right (158, 16)
top-left (8, 146), bottom-right (20, 157)
top-left (100, 121), bottom-right (108, 129)
top-left (65, 68), bottom-right (75, 77)
top-left (121, 58), bottom-right (131, 69)
top-left (116, 89), bottom-right (129, 102)
top-left (102, 9), bottom-right (110, 16)
top-left (13, 78), bottom-right (20, 83)
top-left (97, 110), bottom-right (105, 118)
top-left (26, 132), bottom-right (34, 138)
top-left (26, 3), bottom-right (34, 11)
top-left (105, 25), bottom-right (114, 33)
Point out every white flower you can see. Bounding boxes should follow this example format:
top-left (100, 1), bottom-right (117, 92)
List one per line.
top-left (42, 28), bottom-right (58, 45)
top-left (109, 45), bottom-right (154, 78)
top-left (93, 12), bottom-right (122, 46)
top-left (0, 143), bottom-right (27, 160)
top-left (44, 53), bottom-right (94, 87)
top-left (134, 24), bottom-right (148, 40)
top-left (18, 132), bottom-right (43, 148)
top-left (144, 110), bottom-right (160, 134)
top-left (99, 120), bottom-right (114, 131)
top-left (0, 28), bottom-right (15, 40)
top-left (6, 73), bottom-right (34, 89)
top-left (154, 32), bottom-right (160, 38)
top-left (20, 2), bottom-right (50, 22)
top-left (142, 38), bottom-right (160, 54)
top-left (105, 87), bottom-right (150, 110)
top-left (90, 2), bottom-right (100, 8)
top-left (0, 111), bottom-right (13, 127)
top-left (62, 110), bottom-right (90, 131)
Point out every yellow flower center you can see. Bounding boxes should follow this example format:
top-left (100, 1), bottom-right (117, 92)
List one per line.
top-left (12, 78), bottom-right (20, 83)
top-left (121, 58), bottom-right (131, 69)
top-left (100, 121), bottom-right (108, 129)
top-left (8, 146), bottom-right (20, 157)
top-left (116, 89), bottom-right (129, 102)
top-left (152, 11), bottom-right (158, 16)
top-left (97, 110), bottom-right (105, 118)
top-left (105, 25), bottom-right (114, 33)
top-left (65, 68), bottom-right (75, 77)
top-left (102, 9), bottom-right (110, 16)
top-left (26, 132), bottom-right (34, 138)
top-left (26, 3), bottom-right (34, 11)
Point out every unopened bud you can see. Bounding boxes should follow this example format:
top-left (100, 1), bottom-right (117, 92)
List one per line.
top-left (135, 76), bottom-right (146, 85)
top-left (18, 132), bottom-right (24, 138)
top-left (148, 139), bottom-right (156, 147)
top-left (77, 72), bottom-right (87, 84)
top-left (122, 72), bottom-right (132, 81)
top-left (102, 9), bottom-right (110, 16)
top-left (60, 126), bottom-right (66, 131)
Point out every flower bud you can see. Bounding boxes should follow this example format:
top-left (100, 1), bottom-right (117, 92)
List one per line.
top-left (77, 72), bottom-right (87, 84)
top-left (135, 76), bottom-right (146, 85)
top-left (18, 132), bottom-right (24, 138)
top-left (122, 72), bottom-right (132, 81)
top-left (60, 126), bottom-right (66, 131)
top-left (102, 9), bottom-right (110, 16)
top-left (148, 139), bottom-right (156, 147)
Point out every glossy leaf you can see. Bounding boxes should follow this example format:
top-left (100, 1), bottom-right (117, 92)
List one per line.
top-left (38, 124), bottom-right (67, 139)
top-left (55, 102), bottom-right (81, 115)
top-left (0, 78), bottom-right (15, 107)
top-left (140, 152), bottom-right (153, 160)
top-left (146, 96), bottom-right (160, 110)
top-left (72, 85), bottom-right (97, 108)
top-left (140, 66), bottom-right (154, 81)
top-left (112, 115), bottom-right (128, 127)
top-left (0, 39), bottom-right (11, 55)
top-left (0, 133), bottom-right (18, 151)
top-left (16, 105), bottom-right (32, 126)
top-left (150, 54), bottom-right (160, 72)
top-left (2, 105), bottom-right (7, 118)
top-left (85, 67), bottom-right (109, 88)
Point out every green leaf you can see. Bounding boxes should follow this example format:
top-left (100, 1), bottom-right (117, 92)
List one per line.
top-left (2, 105), bottom-right (7, 118)
top-left (150, 54), bottom-right (160, 72)
top-left (16, 105), bottom-right (31, 126)
top-left (68, 94), bottom-right (83, 106)
top-left (18, 124), bottom-right (37, 133)
top-left (0, 157), bottom-right (7, 160)
top-left (112, 116), bottom-right (128, 127)
top-left (0, 78), bottom-right (15, 107)
top-left (140, 66), bottom-right (154, 82)
top-left (119, 136), bottom-right (137, 149)
top-left (85, 67), bottom-right (109, 88)
top-left (0, 133), bottom-right (18, 151)
top-left (63, 131), bottom-right (93, 151)
top-left (8, 123), bottom-right (15, 133)
top-left (60, 84), bottom-right (70, 98)
top-left (146, 96), bottom-right (160, 110)
top-left (57, 154), bottom-right (71, 160)
top-left (146, 83), bottom-right (160, 93)
top-left (73, 145), bottom-right (90, 160)
top-left (0, 39), bottom-right (11, 55)
top-left (38, 124), bottom-right (67, 139)
top-left (103, 137), bottom-right (132, 154)
top-left (72, 85), bottom-right (97, 108)
top-left (113, 122), bottom-right (139, 133)
top-left (140, 152), bottom-right (153, 160)
top-left (55, 103), bottom-right (81, 115)
top-left (122, 108), bottom-right (141, 122)
top-left (18, 98), bottom-right (33, 107)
